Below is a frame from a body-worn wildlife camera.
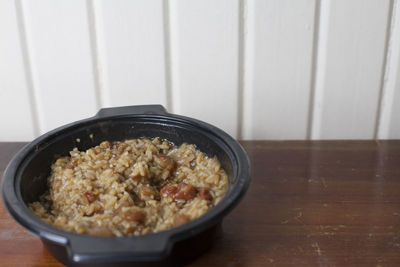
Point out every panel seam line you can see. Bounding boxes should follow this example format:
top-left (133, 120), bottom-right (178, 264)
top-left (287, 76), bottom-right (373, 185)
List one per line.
top-left (237, 0), bottom-right (247, 140)
top-left (163, 0), bottom-right (174, 112)
top-left (374, 0), bottom-right (396, 139)
top-left (307, 0), bottom-right (322, 140)
top-left (87, 0), bottom-right (104, 110)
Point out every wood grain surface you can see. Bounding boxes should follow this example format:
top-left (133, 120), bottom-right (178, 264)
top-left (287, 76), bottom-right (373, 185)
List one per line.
top-left (1, 141), bottom-right (400, 266)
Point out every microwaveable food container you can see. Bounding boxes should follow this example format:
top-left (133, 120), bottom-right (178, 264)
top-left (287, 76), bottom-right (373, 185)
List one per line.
top-left (2, 105), bottom-right (251, 266)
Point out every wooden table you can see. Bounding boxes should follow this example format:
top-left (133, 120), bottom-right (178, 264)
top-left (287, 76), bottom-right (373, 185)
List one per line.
top-left (1, 141), bottom-right (400, 266)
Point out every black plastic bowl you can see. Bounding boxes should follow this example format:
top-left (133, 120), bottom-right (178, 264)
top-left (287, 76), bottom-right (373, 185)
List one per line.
top-left (1, 105), bottom-right (250, 266)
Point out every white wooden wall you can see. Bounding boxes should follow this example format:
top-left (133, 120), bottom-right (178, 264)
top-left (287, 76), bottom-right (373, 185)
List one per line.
top-left (1, 0), bottom-right (400, 141)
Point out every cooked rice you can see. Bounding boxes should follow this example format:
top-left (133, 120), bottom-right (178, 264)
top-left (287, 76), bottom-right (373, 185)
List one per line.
top-left (29, 137), bottom-right (228, 236)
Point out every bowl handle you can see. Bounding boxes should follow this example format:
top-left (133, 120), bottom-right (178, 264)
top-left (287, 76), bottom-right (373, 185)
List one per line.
top-left (67, 234), bottom-right (172, 263)
top-left (96, 105), bottom-right (168, 117)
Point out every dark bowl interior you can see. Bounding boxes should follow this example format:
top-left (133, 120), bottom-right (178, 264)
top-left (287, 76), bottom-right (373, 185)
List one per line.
top-left (20, 115), bottom-right (236, 208)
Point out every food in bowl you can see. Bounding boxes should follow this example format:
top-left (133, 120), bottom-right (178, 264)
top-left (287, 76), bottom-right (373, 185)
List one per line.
top-left (29, 137), bottom-right (228, 237)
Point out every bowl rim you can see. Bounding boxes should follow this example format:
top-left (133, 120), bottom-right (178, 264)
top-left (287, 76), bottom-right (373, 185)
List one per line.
top-left (1, 105), bottom-right (251, 263)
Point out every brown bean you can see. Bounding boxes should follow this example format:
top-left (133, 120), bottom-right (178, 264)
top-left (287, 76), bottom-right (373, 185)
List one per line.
top-left (139, 187), bottom-right (159, 201)
top-left (86, 226), bottom-right (114, 237)
top-left (198, 187), bottom-right (213, 201)
top-left (84, 192), bottom-right (97, 203)
top-left (174, 214), bottom-right (190, 226)
top-left (141, 188), bottom-right (153, 196)
top-left (160, 185), bottom-right (177, 196)
top-left (174, 183), bottom-right (197, 200)
top-left (123, 208), bottom-right (146, 223)
top-left (94, 210), bottom-right (104, 215)
top-left (129, 171), bottom-right (141, 180)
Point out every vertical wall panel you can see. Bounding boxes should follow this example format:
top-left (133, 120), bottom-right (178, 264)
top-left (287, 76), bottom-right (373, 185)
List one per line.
top-left (378, 0), bottom-right (400, 139)
top-left (95, 0), bottom-right (168, 107)
top-left (0, 0), bottom-right (36, 141)
top-left (242, 0), bottom-right (316, 140)
top-left (22, 0), bottom-right (98, 133)
top-left (169, 0), bottom-right (239, 137)
top-left (311, 0), bottom-right (391, 139)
